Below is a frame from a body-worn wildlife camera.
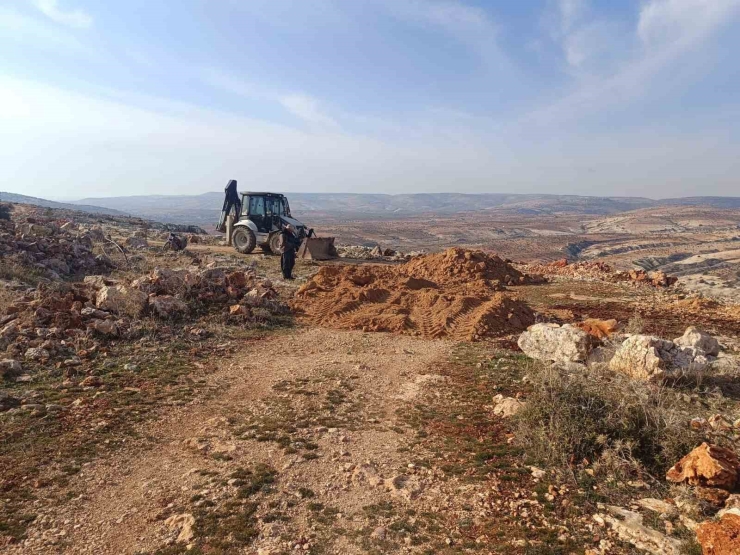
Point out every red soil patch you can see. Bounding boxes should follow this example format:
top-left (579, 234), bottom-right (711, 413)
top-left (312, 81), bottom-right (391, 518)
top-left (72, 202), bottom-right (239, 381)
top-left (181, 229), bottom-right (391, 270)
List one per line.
top-left (292, 248), bottom-right (538, 341)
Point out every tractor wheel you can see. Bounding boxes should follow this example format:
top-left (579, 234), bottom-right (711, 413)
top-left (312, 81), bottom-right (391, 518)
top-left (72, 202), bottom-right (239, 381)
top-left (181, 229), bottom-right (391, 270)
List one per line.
top-left (232, 227), bottom-right (256, 254)
top-left (268, 232), bottom-right (283, 255)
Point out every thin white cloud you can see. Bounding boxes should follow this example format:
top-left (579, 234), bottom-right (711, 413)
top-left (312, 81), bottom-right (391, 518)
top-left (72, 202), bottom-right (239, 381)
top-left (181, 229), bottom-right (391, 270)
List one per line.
top-left (279, 94), bottom-right (339, 130)
top-left (638, 0), bottom-right (740, 47)
top-left (32, 0), bottom-right (92, 29)
top-left (202, 68), bottom-right (253, 98)
top-left (377, 0), bottom-right (509, 68)
top-left (525, 0), bottom-right (740, 125)
top-left (558, 0), bottom-right (587, 33)
top-left (0, 6), bottom-right (85, 50)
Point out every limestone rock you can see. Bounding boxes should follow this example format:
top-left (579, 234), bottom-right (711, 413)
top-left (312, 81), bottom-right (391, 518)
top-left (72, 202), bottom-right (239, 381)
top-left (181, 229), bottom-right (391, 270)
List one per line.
top-left (24, 347), bottom-right (49, 361)
top-left (96, 285), bottom-right (147, 316)
top-left (149, 295), bottom-right (188, 319)
top-left (636, 498), bottom-right (677, 517)
top-left (597, 505), bottom-right (681, 555)
top-left (609, 334), bottom-right (707, 382)
top-left (83, 275), bottom-right (118, 289)
top-left (89, 319), bottom-right (119, 337)
top-left (165, 513), bottom-right (196, 543)
top-left (517, 323), bottom-right (593, 363)
top-left (491, 394), bottom-right (523, 418)
top-left (696, 513), bottom-right (740, 555)
top-left (666, 443), bottom-right (740, 491)
top-left (79, 376), bottom-right (103, 388)
top-left (0, 359), bottom-right (23, 378)
top-left (674, 326), bottom-right (720, 357)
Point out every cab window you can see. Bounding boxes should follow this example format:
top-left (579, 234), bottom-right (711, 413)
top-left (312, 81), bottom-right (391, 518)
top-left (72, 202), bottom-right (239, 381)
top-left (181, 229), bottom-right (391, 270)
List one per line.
top-left (248, 196), bottom-right (265, 217)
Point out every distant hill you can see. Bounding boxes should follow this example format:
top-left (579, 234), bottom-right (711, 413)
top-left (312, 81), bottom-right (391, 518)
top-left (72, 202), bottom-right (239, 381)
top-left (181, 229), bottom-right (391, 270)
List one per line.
top-left (1, 191), bottom-right (730, 228)
top-left (0, 192), bottom-right (126, 217)
top-left (659, 197), bottom-right (740, 209)
top-left (73, 192), bottom-right (668, 226)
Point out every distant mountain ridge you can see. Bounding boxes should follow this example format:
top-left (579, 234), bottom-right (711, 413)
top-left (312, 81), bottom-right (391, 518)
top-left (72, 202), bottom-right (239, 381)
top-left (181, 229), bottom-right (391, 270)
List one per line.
top-left (71, 192), bottom-right (740, 227)
top-left (5, 191), bottom-right (739, 227)
top-left (0, 192), bottom-right (126, 217)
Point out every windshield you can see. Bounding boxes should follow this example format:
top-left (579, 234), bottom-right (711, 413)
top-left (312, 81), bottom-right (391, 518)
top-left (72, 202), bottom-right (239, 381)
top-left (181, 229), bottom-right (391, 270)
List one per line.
top-left (266, 197), bottom-right (286, 216)
top-left (246, 195), bottom-right (265, 217)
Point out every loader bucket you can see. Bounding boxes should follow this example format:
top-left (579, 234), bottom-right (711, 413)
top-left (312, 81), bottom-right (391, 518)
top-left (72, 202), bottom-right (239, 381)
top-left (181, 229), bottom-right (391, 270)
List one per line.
top-left (298, 237), bottom-right (337, 260)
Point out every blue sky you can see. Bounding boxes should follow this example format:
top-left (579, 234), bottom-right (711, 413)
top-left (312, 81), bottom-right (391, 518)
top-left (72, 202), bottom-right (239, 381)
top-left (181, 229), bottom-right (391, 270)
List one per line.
top-left (1, 0), bottom-right (739, 199)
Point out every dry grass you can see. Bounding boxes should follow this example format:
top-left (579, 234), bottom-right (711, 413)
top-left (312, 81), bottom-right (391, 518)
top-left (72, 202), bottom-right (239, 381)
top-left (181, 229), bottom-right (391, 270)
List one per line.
top-left (514, 362), bottom-right (704, 480)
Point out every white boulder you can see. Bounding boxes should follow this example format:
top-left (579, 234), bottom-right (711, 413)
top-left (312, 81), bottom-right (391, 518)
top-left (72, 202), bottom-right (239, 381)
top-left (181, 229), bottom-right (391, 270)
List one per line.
top-left (674, 326), bottom-right (720, 357)
top-left (517, 323), bottom-right (593, 363)
top-left (609, 334), bottom-right (708, 382)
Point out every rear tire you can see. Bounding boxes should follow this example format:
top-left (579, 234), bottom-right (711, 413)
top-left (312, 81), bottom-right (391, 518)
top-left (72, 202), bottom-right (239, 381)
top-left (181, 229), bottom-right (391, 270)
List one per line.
top-left (232, 227), bottom-right (256, 254)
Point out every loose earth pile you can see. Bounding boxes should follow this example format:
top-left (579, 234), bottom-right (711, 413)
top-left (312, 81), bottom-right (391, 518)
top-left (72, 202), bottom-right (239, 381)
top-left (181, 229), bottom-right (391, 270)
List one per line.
top-left (292, 248), bottom-right (539, 340)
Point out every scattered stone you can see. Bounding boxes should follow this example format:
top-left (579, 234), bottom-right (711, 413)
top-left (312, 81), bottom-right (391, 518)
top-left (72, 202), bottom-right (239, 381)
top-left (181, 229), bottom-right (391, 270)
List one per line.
top-left (0, 359), bottom-right (23, 378)
top-left (491, 394), bottom-right (523, 418)
top-left (696, 513), bottom-right (740, 555)
top-left (96, 285), bottom-right (148, 316)
top-left (517, 323), bottom-right (593, 363)
top-left (164, 513), bottom-right (195, 543)
top-left (149, 295), bottom-right (189, 319)
top-left (89, 319), bottom-right (119, 337)
top-left (79, 376), bottom-right (103, 388)
top-left (596, 505), bottom-right (681, 555)
top-left (666, 443), bottom-right (740, 491)
top-left (636, 498), bottom-right (677, 517)
top-left (674, 326), bottom-right (721, 357)
top-left (24, 347), bottom-right (49, 361)
top-left (609, 334), bottom-right (708, 382)
top-left (370, 526), bottom-right (387, 540)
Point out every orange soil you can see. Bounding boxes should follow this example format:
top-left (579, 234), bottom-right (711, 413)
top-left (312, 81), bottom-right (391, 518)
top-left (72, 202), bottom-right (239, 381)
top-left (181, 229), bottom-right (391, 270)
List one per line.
top-left (292, 248), bottom-right (537, 341)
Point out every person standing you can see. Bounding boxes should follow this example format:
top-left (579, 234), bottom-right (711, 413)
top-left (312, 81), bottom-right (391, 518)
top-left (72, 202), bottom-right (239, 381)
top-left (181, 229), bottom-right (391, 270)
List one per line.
top-left (279, 224), bottom-right (299, 280)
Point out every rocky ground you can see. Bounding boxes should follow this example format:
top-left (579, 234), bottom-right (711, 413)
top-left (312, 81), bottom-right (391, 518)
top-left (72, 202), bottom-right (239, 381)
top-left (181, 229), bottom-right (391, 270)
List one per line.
top-left (2, 201), bottom-right (740, 554)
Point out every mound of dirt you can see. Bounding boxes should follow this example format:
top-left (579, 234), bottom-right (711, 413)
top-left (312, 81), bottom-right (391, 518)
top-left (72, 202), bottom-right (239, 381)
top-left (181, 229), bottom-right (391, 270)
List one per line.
top-left (293, 248), bottom-right (538, 341)
top-left (402, 247), bottom-right (542, 286)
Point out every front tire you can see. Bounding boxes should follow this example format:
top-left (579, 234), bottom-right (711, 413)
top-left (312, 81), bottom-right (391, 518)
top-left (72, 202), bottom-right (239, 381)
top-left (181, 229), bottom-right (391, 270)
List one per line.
top-left (232, 227), bottom-right (256, 254)
top-left (268, 232), bottom-right (283, 255)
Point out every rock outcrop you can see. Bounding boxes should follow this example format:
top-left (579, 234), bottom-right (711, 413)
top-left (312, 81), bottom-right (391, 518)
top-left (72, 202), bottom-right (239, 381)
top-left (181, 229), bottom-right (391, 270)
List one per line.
top-left (95, 285), bottom-right (148, 317)
top-left (491, 394), bottom-right (523, 418)
top-left (517, 323), bottom-right (593, 363)
top-left (609, 334), bottom-right (708, 381)
top-left (674, 326), bottom-right (721, 357)
top-left (666, 443), bottom-right (740, 491)
top-left (594, 505), bottom-right (681, 555)
top-left (696, 513), bottom-right (740, 555)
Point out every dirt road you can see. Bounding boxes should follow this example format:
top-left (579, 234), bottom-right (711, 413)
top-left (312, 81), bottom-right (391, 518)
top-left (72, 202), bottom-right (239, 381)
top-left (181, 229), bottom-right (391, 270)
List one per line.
top-left (12, 328), bottom-right (454, 554)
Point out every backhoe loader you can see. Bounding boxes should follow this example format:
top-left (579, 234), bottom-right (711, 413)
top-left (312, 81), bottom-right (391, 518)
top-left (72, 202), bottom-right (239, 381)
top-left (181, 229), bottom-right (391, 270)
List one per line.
top-left (216, 180), bottom-right (336, 259)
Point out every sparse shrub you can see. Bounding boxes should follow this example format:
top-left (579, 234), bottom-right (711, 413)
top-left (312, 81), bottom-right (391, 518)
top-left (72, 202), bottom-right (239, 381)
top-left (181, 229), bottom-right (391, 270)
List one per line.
top-left (0, 203), bottom-right (10, 221)
top-left (515, 363), bottom-right (701, 477)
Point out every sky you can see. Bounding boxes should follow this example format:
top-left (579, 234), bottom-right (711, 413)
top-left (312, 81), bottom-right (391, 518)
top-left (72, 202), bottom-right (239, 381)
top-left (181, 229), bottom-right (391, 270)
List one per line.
top-left (1, 0), bottom-right (739, 199)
